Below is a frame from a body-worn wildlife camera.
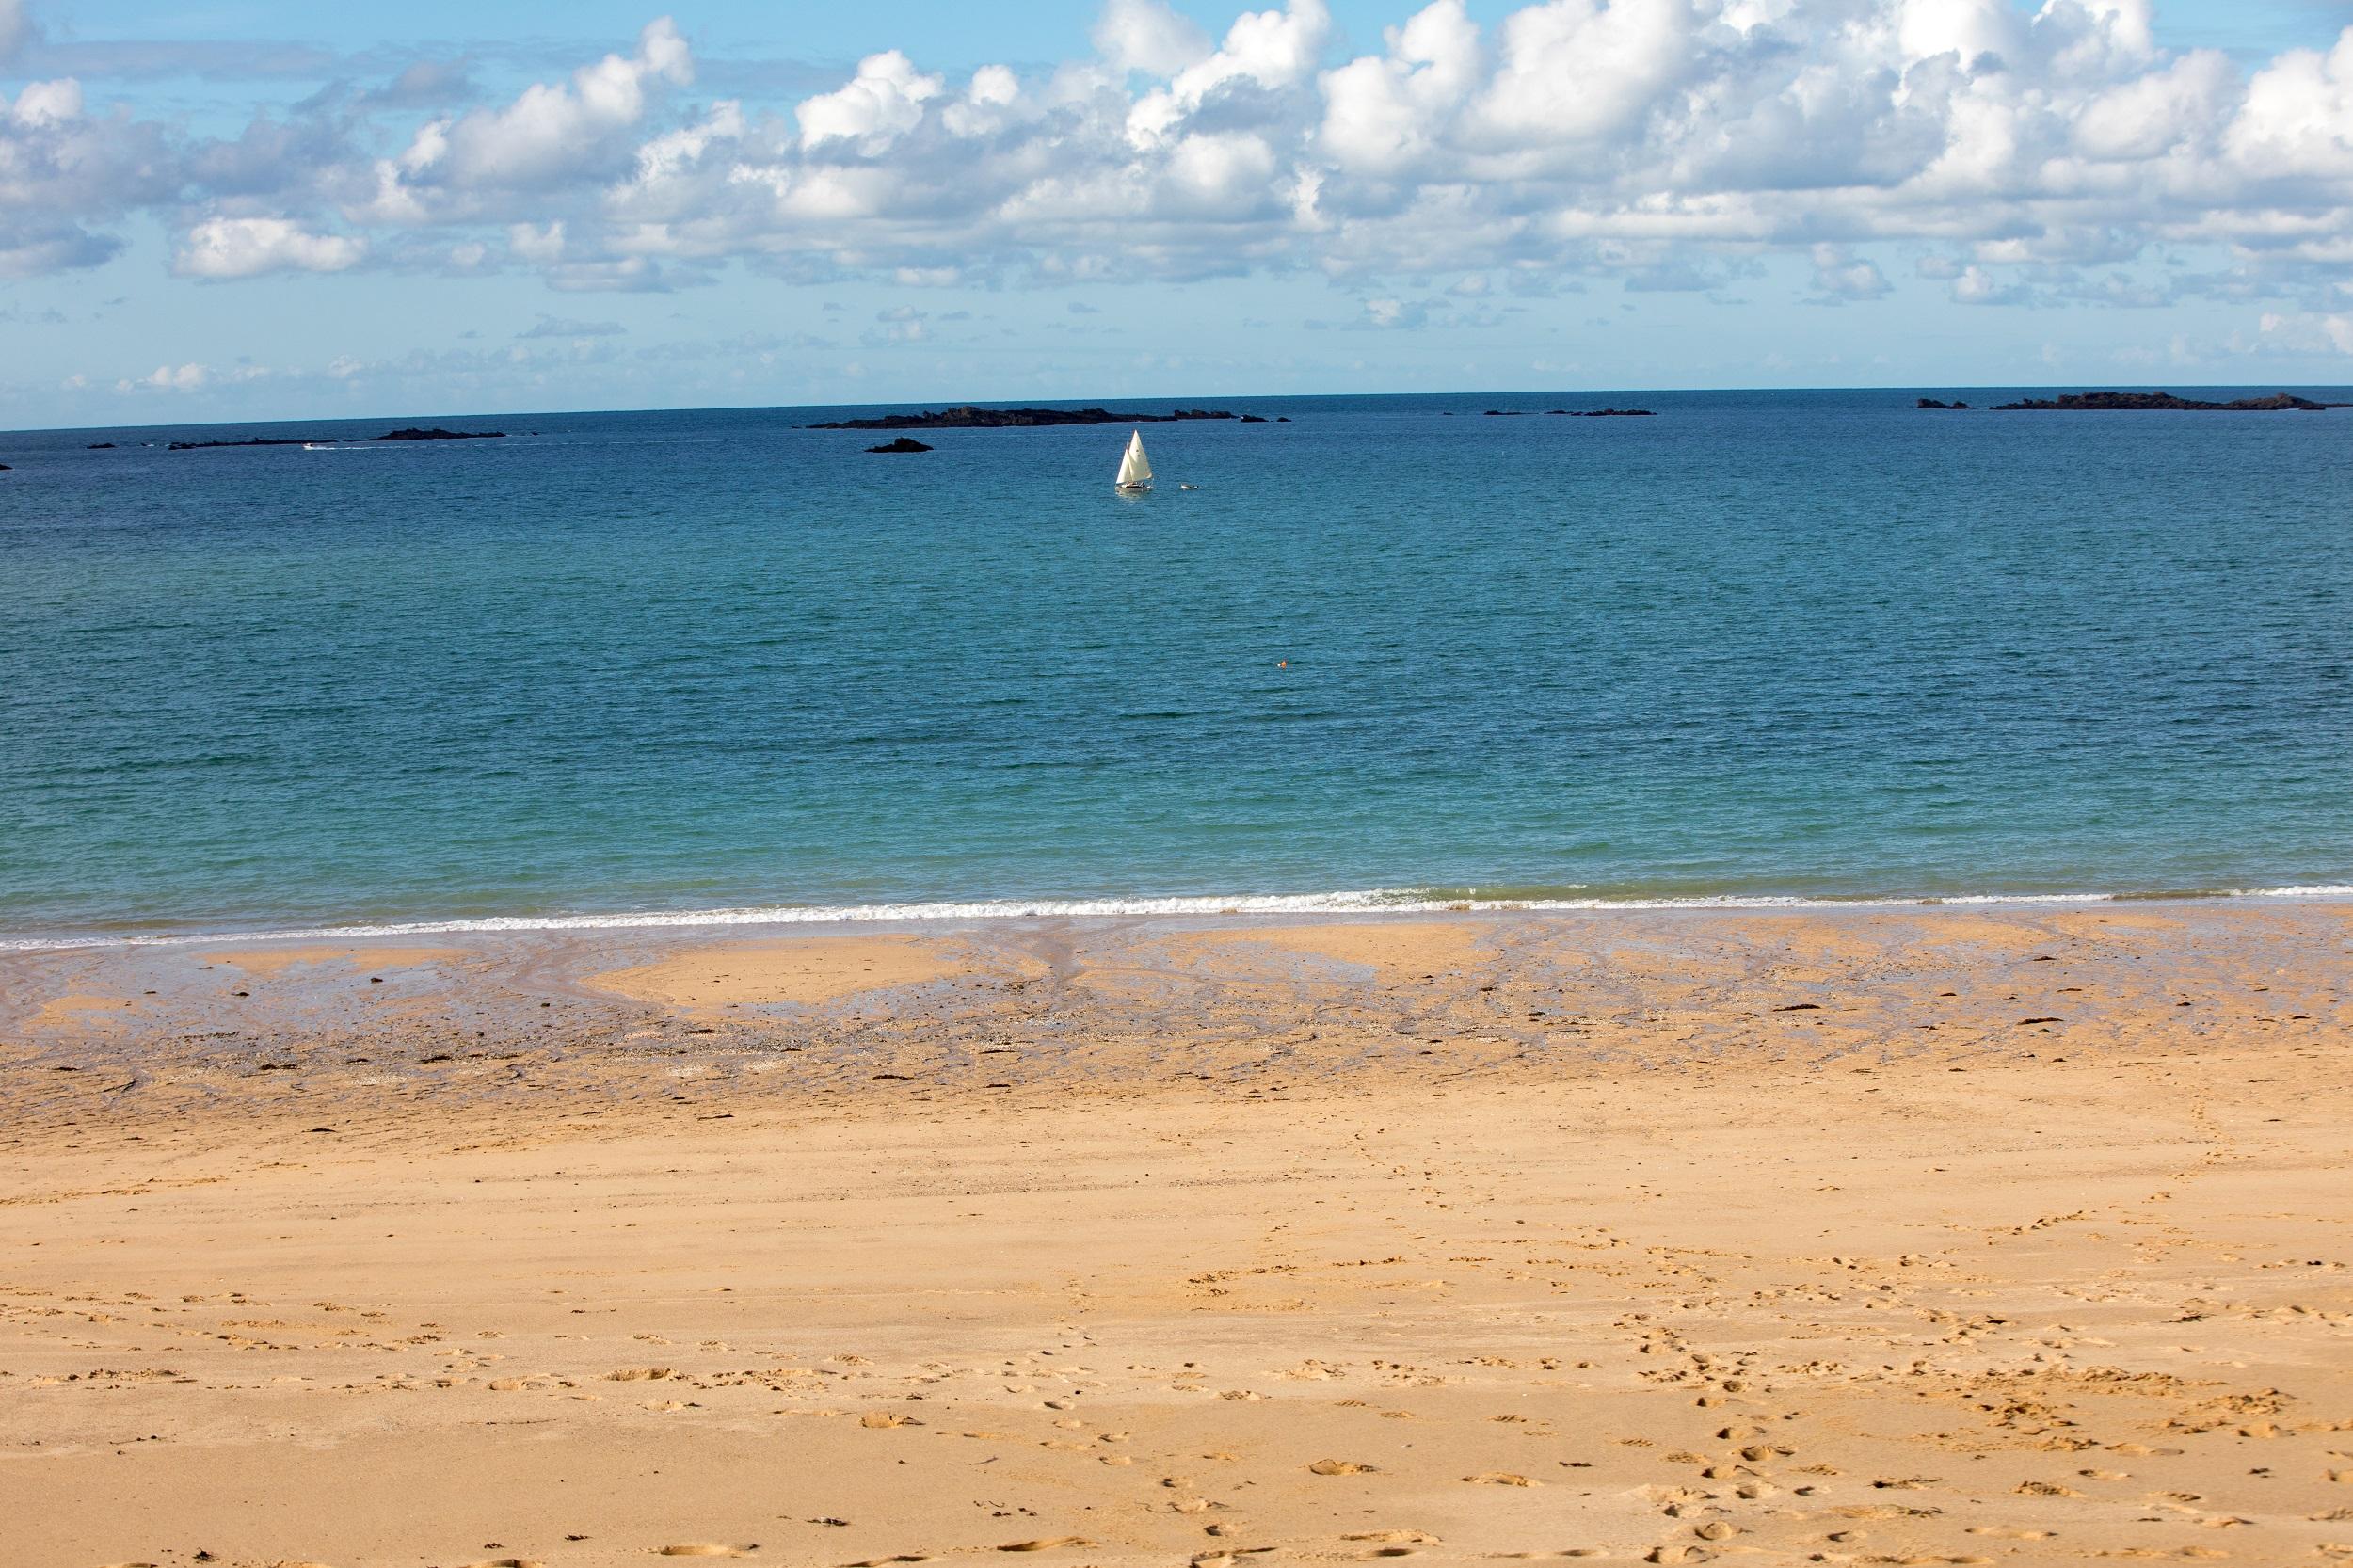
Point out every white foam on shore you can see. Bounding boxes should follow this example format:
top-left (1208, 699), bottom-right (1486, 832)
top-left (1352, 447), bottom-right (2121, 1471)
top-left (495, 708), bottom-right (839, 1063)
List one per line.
top-left (5, 882), bottom-right (2349, 955)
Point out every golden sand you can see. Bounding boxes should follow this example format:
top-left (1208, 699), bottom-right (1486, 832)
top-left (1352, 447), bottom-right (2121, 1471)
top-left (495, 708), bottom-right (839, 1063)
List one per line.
top-left (22, 990), bottom-right (137, 1032)
top-left (1167, 919), bottom-right (1493, 980)
top-left (586, 934), bottom-right (966, 1012)
top-left (3, 905), bottom-right (2349, 1567)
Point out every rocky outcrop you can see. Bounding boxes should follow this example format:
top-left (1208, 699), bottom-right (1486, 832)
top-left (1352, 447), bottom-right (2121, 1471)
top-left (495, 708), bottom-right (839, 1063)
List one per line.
top-left (808, 406), bottom-right (1250, 430)
top-left (170, 427), bottom-right (505, 450)
top-left (1917, 398), bottom-right (1974, 409)
top-left (1492, 408), bottom-right (1656, 417)
top-left (1991, 391), bottom-right (2343, 411)
top-left (865, 437), bottom-right (934, 453)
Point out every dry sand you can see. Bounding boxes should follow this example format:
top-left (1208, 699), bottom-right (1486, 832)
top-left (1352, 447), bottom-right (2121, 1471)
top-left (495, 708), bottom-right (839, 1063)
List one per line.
top-left (2, 904), bottom-right (2350, 1568)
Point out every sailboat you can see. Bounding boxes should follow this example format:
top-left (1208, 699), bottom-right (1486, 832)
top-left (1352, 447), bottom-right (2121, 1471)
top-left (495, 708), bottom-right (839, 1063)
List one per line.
top-left (1114, 428), bottom-right (1153, 493)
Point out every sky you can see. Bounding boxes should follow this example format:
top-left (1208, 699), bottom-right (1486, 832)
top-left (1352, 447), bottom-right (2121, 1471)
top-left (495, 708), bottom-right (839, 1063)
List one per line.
top-left (8, 0), bottom-right (2353, 425)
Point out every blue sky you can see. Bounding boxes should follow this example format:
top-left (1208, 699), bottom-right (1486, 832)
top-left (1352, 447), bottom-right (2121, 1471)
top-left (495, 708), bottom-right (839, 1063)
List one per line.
top-left (8, 0), bottom-right (2353, 426)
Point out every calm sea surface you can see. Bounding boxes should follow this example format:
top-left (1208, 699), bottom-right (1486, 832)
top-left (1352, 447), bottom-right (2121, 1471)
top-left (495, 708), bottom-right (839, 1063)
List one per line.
top-left (3, 389), bottom-right (2349, 943)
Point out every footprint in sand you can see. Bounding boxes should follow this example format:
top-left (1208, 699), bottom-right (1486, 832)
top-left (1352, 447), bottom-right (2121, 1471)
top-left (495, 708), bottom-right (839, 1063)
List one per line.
top-left (1463, 1473), bottom-right (1536, 1486)
top-left (1310, 1459), bottom-right (1378, 1475)
top-left (660, 1547), bottom-right (752, 1559)
top-left (998, 1539), bottom-right (1091, 1553)
top-left (466, 1559), bottom-right (546, 1568)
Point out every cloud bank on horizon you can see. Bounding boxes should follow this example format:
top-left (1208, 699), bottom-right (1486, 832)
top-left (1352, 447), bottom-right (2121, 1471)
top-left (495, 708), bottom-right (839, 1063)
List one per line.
top-left (8, 0), bottom-right (2353, 414)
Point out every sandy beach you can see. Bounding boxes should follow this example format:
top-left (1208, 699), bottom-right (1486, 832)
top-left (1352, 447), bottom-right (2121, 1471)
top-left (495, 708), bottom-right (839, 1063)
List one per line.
top-left (4, 904), bottom-right (2350, 1568)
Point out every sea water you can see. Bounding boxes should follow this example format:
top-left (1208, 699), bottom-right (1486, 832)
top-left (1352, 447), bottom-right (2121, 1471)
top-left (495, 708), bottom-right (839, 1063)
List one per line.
top-left (3, 389), bottom-right (2348, 945)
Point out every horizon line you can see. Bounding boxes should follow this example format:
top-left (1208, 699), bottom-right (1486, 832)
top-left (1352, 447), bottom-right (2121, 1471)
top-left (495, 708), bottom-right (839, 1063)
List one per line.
top-left (10, 379), bottom-right (2353, 440)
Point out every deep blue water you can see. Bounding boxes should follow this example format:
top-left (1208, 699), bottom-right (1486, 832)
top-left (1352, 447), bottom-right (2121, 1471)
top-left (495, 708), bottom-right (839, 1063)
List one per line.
top-left (3, 388), bottom-right (2349, 942)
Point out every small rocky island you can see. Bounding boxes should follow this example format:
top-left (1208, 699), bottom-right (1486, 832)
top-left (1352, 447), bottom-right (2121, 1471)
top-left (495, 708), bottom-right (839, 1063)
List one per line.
top-left (168, 427), bottom-right (506, 451)
top-left (1484, 408), bottom-right (1656, 417)
top-left (1917, 398), bottom-right (1974, 409)
top-left (865, 437), bottom-right (933, 454)
top-left (809, 406), bottom-right (1252, 431)
top-left (1989, 391), bottom-right (2345, 412)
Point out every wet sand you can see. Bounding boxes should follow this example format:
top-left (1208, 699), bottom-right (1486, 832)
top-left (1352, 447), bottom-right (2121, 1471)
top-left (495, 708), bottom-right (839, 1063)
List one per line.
top-left (3, 904), bottom-right (2350, 1568)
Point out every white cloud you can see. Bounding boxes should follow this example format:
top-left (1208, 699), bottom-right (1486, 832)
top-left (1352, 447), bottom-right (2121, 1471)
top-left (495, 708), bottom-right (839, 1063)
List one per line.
top-left (12, 0), bottom-right (2353, 336)
top-left (1466, 0), bottom-right (1694, 152)
top-left (1810, 244), bottom-right (1891, 302)
top-left (1095, 0), bottom-right (1212, 75)
top-left (173, 217), bottom-right (364, 279)
top-left (1129, 0), bottom-right (1331, 145)
top-left (2260, 309), bottom-right (2353, 355)
top-left (797, 50), bottom-right (943, 152)
top-left (117, 361), bottom-right (209, 392)
top-left (1318, 0), bottom-right (1480, 175)
top-left (10, 77), bottom-right (80, 125)
top-left (388, 18), bottom-right (692, 193)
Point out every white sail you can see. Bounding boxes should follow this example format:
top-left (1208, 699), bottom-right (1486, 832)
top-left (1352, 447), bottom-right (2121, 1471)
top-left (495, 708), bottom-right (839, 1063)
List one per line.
top-left (1115, 428), bottom-right (1152, 488)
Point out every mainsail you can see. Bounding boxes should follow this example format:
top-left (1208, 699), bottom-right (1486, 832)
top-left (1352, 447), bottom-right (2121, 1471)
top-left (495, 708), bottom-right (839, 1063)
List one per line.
top-left (1115, 429), bottom-right (1153, 488)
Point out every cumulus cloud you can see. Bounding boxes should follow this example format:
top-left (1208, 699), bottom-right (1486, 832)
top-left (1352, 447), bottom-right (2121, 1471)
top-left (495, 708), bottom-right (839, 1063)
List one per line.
top-left (1095, 0), bottom-right (1212, 76)
top-left (117, 361), bottom-right (209, 392)
top-left (11, 0), bottom-right (2353, 329)
top-left (799, 50), bottom-right (943, 152)
top-left (174, 216), bottom-right (364, 279)
top-left (1810, 243), bottom-right (1891, 303)
top-left (381, 17), bottom-right (691, 196)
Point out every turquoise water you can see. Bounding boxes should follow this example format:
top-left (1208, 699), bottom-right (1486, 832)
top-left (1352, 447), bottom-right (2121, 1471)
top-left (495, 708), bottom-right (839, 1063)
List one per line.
top-left (3, 389), bottom-right (2349, 943)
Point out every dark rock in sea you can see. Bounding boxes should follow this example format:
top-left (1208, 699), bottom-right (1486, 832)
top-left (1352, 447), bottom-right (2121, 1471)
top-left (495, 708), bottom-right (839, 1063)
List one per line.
top-left (1483, 409), bottom-right (1525, 416)
top-left (87, 440), bottom-right (117, 448)
top-left (1276, 416), bottom-right (1291, 422)
top-left (171, 426), bottom-right (506, 451)
top-left (1532, 407), bottom-right (1657, 417)
top-left (808, 405), bottom-right (1246, 431)
top-left (1916, 398), bottom-right (1974, 409)
top-left (865, 436), bottom-right (934, 453)
top-left (1239, 414), bottom-right (1267, 423)
top-left (0, 462), bottom-right (9, 471)
top-left (1991, 390), bottom-right (2345, 412)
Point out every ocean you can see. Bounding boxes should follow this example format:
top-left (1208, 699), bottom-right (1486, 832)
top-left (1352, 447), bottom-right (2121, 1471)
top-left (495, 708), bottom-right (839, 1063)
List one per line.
top-left (3, 388), bottom-right (2348, 946)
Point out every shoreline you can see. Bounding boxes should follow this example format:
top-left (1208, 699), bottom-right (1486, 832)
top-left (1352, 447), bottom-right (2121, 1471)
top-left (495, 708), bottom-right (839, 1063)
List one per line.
top-left (6, 903), bottom-right (2349, 1566)
top-left (6, 878), bottom-right (2350, 955)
